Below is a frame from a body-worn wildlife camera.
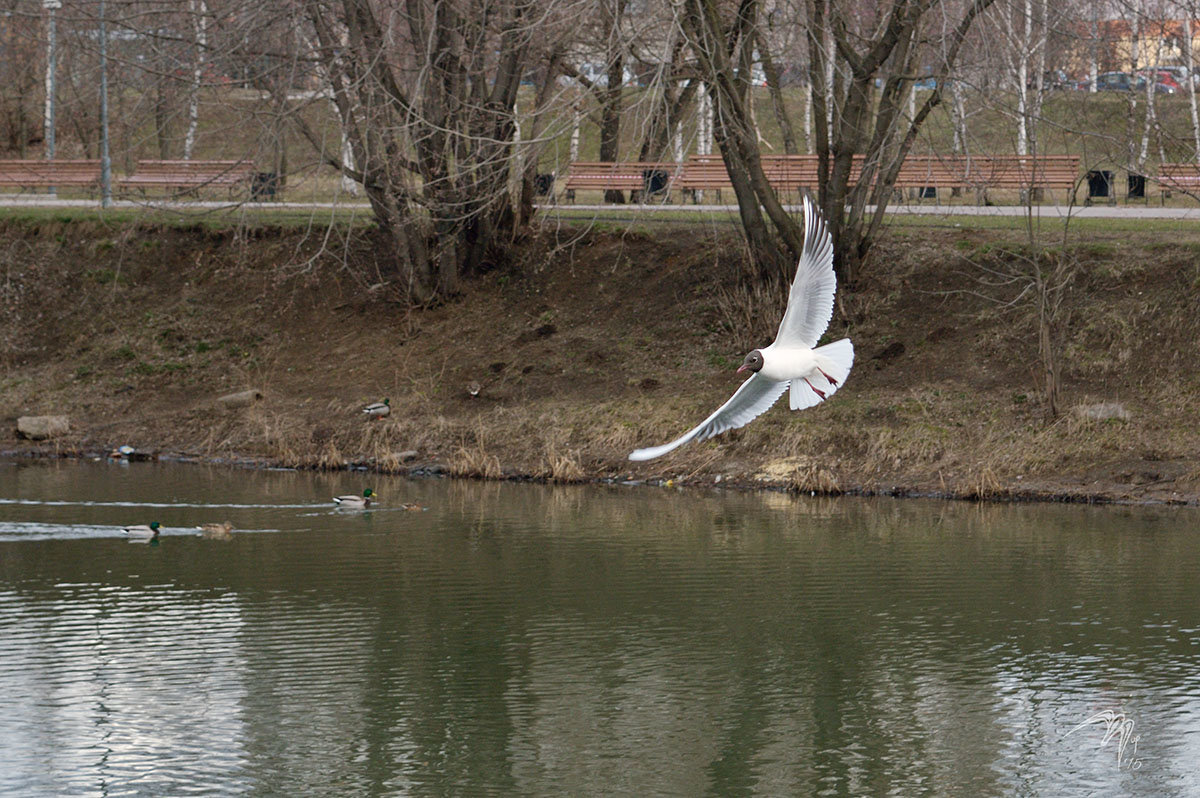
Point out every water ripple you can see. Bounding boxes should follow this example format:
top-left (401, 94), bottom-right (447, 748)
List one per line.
top-left (3, 463), bottom-right (1200, 795)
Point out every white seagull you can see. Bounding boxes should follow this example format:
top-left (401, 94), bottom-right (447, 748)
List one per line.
top-left (629, 197), bottom-right (853, 461)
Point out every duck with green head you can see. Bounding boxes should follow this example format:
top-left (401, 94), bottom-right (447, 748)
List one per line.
top-left (362, 399), bottom-right (391, 420)
top-left (124, 521), bottom-right (161, 543)
top-left (333, 489), bottom-right (376, 508)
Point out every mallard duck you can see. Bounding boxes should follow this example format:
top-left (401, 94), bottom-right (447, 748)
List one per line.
top-left (362, 398), bottom-right (391, 420)
top-left (124, 522), bottom-right (161, 542)
top-left (197, 522), bottom-right (234, 540)
top-left (400, 502), bottom-right (426, 511)
top-left (333, 488), bottom-right (376, 508)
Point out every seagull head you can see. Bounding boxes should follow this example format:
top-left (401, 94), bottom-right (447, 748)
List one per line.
top-left (737, 350), bottom-right (764, 374)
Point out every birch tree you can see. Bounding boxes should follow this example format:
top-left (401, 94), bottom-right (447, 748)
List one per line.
top-left (1183, 12), bottom-right (1200, 157)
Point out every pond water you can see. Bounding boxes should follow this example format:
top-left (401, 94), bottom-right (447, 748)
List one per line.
top-left (1, 458), bottom-right (1198, 796)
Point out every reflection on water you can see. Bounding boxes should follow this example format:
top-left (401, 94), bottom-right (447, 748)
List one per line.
top-left (1, 459), bottom-right (1199, 795)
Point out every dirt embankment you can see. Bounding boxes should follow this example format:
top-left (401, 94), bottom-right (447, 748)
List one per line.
top-left (2, 215), bottom-right (1198, 505)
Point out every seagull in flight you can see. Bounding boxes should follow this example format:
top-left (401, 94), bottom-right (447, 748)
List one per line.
top-left (629, 197), bottom-right (853, 461)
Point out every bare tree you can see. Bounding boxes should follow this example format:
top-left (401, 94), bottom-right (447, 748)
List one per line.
top-left (958, 243), bottom-right (1076, 419)
top-left (292, 0), bottom-right (574, 304)
top-left (654, 0), bottom-right (1001, 285)
top-left (0, 1), bottom-right (42, 156)
top-left (807, 0), bottom-right (999, 284)
top-left (1182, 10), bottom-right (1200, 158)
top-left (679, 0), bottom-right (802, 280)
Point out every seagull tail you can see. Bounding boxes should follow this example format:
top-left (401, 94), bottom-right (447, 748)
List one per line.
top-left (791, 338), bottom-right (853, 409)
top-left (816, 338), bottom-right (854, 390)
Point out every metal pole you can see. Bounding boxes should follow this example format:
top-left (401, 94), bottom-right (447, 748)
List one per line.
top-left (43, 0), bottom-right (60, 195)
top-left (99, 0), bottom-right (111, 207)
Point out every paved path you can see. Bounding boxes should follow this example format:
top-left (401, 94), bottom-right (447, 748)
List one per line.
top-left (551, 202), bottom-right (1200, 219)
top-left (0, 196), bottom-right (373, 212)
top-left (5, 194), bottom-right (1200, 219)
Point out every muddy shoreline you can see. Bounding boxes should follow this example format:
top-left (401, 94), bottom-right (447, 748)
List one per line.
top-left (3, 217), bottom-right (1199, 509)
top-left (6, 443), bottom-right (1195, 509)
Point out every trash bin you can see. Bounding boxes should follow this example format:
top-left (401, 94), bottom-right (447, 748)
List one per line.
top-left (534, 173), bottom-right (555, 196)
top-left (1086, 169), bottom-right (1113, 201)
top-left (1127, 173), bottom-right (1146, 199)
top-left (251, 172), bottom-right (278, 200)
top-left (642, 168), bottom-right (669, 197)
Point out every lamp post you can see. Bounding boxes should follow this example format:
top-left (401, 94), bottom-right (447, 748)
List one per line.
top-left (43, 0), bottom-right (61, 195)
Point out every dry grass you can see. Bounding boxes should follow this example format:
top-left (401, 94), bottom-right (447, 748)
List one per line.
top-left (862, 426), bottom-right (948, 475)
top-left (536, 427), bottom-right (586, 483)
top-left (962, 466), bottom-right (1006, 500)
top-left (545, 450), bottom-right (586, 483)
top-left (712, 275), bottom-right (790, 353)
top-left (787, 461), bottom-right (842, 495)
top-left (450, 424), bottom-right (503, 479)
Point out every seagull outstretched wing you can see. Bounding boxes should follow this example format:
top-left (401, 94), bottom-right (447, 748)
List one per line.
top-left (773, 197), bottom-right (837, 349)
top-left (629, 374), bottom-right (789, 461)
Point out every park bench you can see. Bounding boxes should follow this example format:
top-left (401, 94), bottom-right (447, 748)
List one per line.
top-left (1157, 162), bottom-right (1200, 200)
top-left (677, 155), bottom-right (731, 200)
top-left (118, 159), bottom-right (256, 197)
top-left (0, 159), bottom-right (101, 192)
top-left (566, 153), bottom-right (1080, 205)
top-left (562, 161), bottom-right (679, 202)
top-left (680, 154), bottom-right (861, 201)
top-left (887, 154), bottom-right (1079, 203)
top-left (762, 155), bottom-right (822, 195)
top-left (893, 155), bottom-right (971, 196)
top-left (678, 154), bottom-right (824, 200)
top-left (955, 155), bottom-right (1079, 203)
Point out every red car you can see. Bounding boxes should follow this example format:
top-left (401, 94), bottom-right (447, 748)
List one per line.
top-left (1136, 69), bottom-right (1182, 93)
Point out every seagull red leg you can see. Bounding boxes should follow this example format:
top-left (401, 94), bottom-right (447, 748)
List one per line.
top-left (818, 368), bottom-right (839, 386)
top-left (804, 378), bottom-right (827, 400)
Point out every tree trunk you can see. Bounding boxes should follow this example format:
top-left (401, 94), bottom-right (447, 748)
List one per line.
top-left (1188, 18), bottom-right (1200, 159)
top-left (757, 30), bottom-right (797, 154)
top-left (598, 0), bottom-right (627, 203)
top-left (155, 83), bottom-right (171, 159)
top-left (813, 0), bottom-right (996, 285)
top-left (680, 0), bottom-right (803, 280)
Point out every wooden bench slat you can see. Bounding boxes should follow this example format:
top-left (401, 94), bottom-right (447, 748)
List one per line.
top-left (1159, 163), bottom-right (1200, 195)
top-left (562, 155), bottom-right (1083, 204)
top-left (117, 159), bottom-right (256, 195)
top-left (563, 162), bottom-right (680, 201)
top-left (0, 159), bottom-right (102, 188)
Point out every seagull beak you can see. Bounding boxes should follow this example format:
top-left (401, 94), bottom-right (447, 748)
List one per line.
top-left (736, 364), bottom-right (749, 374)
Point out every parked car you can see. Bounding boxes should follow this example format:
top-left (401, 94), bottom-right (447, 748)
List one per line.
top-left (1093, 71), bottom-right (1136, 91)
top-left (1075, 70), bottom-right (1179, 94)
top-left (1136, 69), bottom-right (1183, 93)
top-left (1144, 65), bottom-right (1192, 89)
top-left (1027, 69), bottom-right (1071, 90)
top-left (1136, 72), bottom-right (1179, 94)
